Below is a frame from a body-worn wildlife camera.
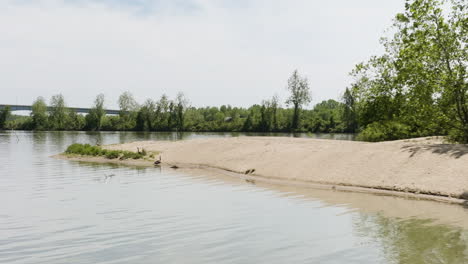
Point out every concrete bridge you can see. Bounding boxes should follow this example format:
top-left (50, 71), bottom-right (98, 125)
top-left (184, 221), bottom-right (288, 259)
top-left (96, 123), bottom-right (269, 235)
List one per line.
top-left (0, 104), bottom-right (121, 115)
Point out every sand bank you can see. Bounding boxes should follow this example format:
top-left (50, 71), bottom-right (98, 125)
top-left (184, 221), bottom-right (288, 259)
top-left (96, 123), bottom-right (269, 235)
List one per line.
top-left (59, 136), bottom-right (468, 202)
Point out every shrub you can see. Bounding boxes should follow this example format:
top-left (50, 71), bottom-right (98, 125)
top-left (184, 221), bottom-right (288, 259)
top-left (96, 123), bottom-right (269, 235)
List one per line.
top-left (447, 127), bottom-right (468, 144)
top-left (105, 150), bottom-right (120, 159)
top-left (120, 151), bottom-right (144, 160)
top-left (65, 143), bottom-right (146, 160)
top-left (357, 121), bottom-right (412, 142)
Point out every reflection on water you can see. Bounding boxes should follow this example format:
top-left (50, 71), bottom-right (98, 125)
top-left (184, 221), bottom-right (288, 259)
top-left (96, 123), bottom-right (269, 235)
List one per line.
top-left (0, 131), bottom-right (466, 264)
top-left (356, 215), bottom-right (468, 264)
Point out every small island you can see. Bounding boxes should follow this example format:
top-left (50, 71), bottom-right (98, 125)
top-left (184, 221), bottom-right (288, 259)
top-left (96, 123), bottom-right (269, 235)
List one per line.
top-left (57, 136), bottom-right (468, 204)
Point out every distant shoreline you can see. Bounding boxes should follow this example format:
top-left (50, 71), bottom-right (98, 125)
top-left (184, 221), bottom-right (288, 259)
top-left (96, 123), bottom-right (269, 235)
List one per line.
top-left (56, 136), bottom-right (468, 204)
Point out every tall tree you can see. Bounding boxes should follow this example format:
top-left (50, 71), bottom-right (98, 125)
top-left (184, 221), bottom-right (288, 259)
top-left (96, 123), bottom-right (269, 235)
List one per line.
top-left (136, 99), bottom-right (156, 131)
top-left (49, 94), bottom-right (68, 130)
top-left (174, 92), bottom-right (189, 131)
top-left (271, 95), bottom-right (280, 131)
top-left (342, 88), bottom-right (358, 133)
top-left (117, 91), bottom-right (138, 130)
top-left (155, 94), bottom-right (170, 130)
top-left (86, 94), bottom-right (105, 131)
top-left (350, 0), bottom-right (467, 142)
top-left (0, 106), bottom-right (11, 129)
top-left (31, 97), bottom-right (48, 130)
top-left (260, 95), bottom-right (279, 132)
top-left (285, 70), bottom-right (312, 130)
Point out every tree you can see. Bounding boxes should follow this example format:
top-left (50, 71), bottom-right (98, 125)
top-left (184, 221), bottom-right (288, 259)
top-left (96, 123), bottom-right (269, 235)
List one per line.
top-left (310, 100), bottom-right (344, 133)
top-left (31, 97), bottom-right (48, 130)
top-left (117, 91), bottom-right (138, 130)
top-left (390, 0), bottom-right (466, 140)
top-left (270, 95), bottom-right (280, 131)
top-left (174, 92), bottom-right (189, 131)
top-left (118, 91), bottom-right (138, 113)
top-left (350, 0), bottom-right (467, 142)
top-left (155, 94), bottom-right (170, 130)
top-left (86, 94), bottom-right (105, 131)
top-left (68, 110), bottom-right (85, 130)
top-left (136, 99), bottom-right (156, 131)
top-left (49, 94), bottom-right (68, 130)
top-left (285, 70), bottom-right (312, 130)
top-left (342, 88), bottom-right (358, 133)
top-left (0, 106), bottom-right (11, 129)
top-left (259, 95), bottom-right (280, 132)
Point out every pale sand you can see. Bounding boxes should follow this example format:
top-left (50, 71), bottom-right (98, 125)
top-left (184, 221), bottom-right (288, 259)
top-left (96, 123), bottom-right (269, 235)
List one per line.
top-left (59, 136), bottom-right (468, 202)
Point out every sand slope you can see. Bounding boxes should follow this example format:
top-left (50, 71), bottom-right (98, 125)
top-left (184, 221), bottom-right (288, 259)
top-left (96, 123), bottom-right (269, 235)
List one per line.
top-left (103, 136), bottom-right (468, 200)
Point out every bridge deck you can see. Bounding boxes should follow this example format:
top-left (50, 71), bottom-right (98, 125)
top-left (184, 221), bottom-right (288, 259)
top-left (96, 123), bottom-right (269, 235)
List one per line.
top-left (0, 104), bottom-right (121, 115)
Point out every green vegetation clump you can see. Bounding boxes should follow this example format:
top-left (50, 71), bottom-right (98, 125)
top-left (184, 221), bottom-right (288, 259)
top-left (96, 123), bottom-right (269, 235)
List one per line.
top-left (356, 121), bottom-right (412, 142)
top-left (65, 143), bottom-right (146, 160)
top-left (65, 143), bottom-right (104, 156)
top-left (120, 151), bottom-right (144, 160)
top-left (105, 150), bottom-right (120, 159)
top-left (0, 106), bottom-right (11, 129)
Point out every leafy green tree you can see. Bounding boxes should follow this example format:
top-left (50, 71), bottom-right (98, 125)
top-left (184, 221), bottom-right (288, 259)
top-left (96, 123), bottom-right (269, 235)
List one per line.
top-left (0, 106), bottom-right (11, 129)
top-left (49, 94), bottom-right (69, 130)
top-left (342, 88), bottom-right (358, 132)
top-left (174, 92), bottom-right (188, 131)
top-left (117, 91), bottom-right (138, 130)
top-left (350, 0), bottom-right (466, 142)
top-left (270, 95), bottom-right (280, 131)
top-left (155, 94), bottom-right (170, 130)
top-left (86, 94), bottom-right (106, 131)
top-left (309, 100), bottom-right (344, 133)
top-left (286, 70), bottom-right (312, 130)
top-left (136, 99), bottom-right (156, 131)
top-left (259, 96), bottom-right (280, 132)
top-left (31, 97), bottom-right (48, 130)
top-left (68, 111), bottom-right (86, 130)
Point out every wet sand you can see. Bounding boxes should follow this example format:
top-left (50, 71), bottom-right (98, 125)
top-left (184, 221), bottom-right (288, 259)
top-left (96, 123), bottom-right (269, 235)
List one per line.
top-left (57, 136), bottom-right (468, 203)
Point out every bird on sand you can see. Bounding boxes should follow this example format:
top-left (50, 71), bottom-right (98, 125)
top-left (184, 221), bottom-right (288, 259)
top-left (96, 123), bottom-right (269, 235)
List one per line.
top-left (154, 155), bottom-right (162, 166)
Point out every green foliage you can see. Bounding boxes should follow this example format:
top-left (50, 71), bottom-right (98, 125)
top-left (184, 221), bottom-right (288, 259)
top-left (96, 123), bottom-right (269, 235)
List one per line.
top-left (342, 88), bottom-right (358, 133)
top-left (65, 143), bottom-right (146, 160)
top-left (307, 100), bottom-right (344, 133)
top-left (120, 151), bottom-right (144, 160)
top-left (4, 94), bottom-right (352, 134)
top-left (286, 70), bottom-right (312, 130)
top-left (49, 94), bottom-right (70, 130)
top-left (65, 143), bottom-right (104, 156)
top-left (356, 121), bottom-right (412, 142)
top-left (350, 0), bottom-right (467, 142)
top-left (85, 94), bottom-right (105, 131)
top-left (105, 150), bottom-right (121, 159)
top-left (31, 97), bottom-right (48, 130)
top-left (0, 106), bottom-right (11, 129)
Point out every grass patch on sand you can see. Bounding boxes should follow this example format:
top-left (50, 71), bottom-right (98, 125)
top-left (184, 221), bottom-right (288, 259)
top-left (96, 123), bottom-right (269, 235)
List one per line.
top-left (65, 143), bottom-right (157, 160)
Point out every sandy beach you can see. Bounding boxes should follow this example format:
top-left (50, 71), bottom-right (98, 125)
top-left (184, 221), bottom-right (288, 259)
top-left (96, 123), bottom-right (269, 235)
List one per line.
top-left (59, 136), bottom-right (468, 202)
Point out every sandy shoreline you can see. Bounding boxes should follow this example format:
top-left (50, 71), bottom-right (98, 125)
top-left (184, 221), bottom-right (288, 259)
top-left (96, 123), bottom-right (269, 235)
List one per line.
top-left (56, 136), bottom-right (468, 203)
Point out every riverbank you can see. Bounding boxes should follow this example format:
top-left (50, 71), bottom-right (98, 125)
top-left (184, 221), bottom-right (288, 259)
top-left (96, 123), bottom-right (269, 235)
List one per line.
top-left (57, 136), bottom-right (468, 203)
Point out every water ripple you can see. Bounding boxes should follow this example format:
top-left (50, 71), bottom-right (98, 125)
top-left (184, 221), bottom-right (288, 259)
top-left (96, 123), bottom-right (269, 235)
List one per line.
top-left (0, 132), bottom-right (467, 264)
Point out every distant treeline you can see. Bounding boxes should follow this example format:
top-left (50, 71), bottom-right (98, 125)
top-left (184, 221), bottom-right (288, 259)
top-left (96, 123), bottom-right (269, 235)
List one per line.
top-left (1, 0), bottom-right (466, 142)
top-left (0, 85), bottom-right (352, 135)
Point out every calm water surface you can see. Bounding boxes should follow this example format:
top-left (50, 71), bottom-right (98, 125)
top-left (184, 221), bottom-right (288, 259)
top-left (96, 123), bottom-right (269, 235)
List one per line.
top-left (0, 131), bottom-right (467, 264)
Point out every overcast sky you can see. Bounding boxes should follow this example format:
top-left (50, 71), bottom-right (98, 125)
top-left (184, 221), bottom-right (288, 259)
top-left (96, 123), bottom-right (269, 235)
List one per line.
top-left (0, 0), bottom-right (405, 109)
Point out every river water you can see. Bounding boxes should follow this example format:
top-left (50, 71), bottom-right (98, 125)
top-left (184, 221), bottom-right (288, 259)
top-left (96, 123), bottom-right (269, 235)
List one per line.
top-left (0, 131), bottom-right (467, 264)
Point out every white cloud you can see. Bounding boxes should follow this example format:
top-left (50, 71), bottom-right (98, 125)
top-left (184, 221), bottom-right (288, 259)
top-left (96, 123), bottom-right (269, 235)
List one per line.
top-left (0, 0), bottom-right (404, 108)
